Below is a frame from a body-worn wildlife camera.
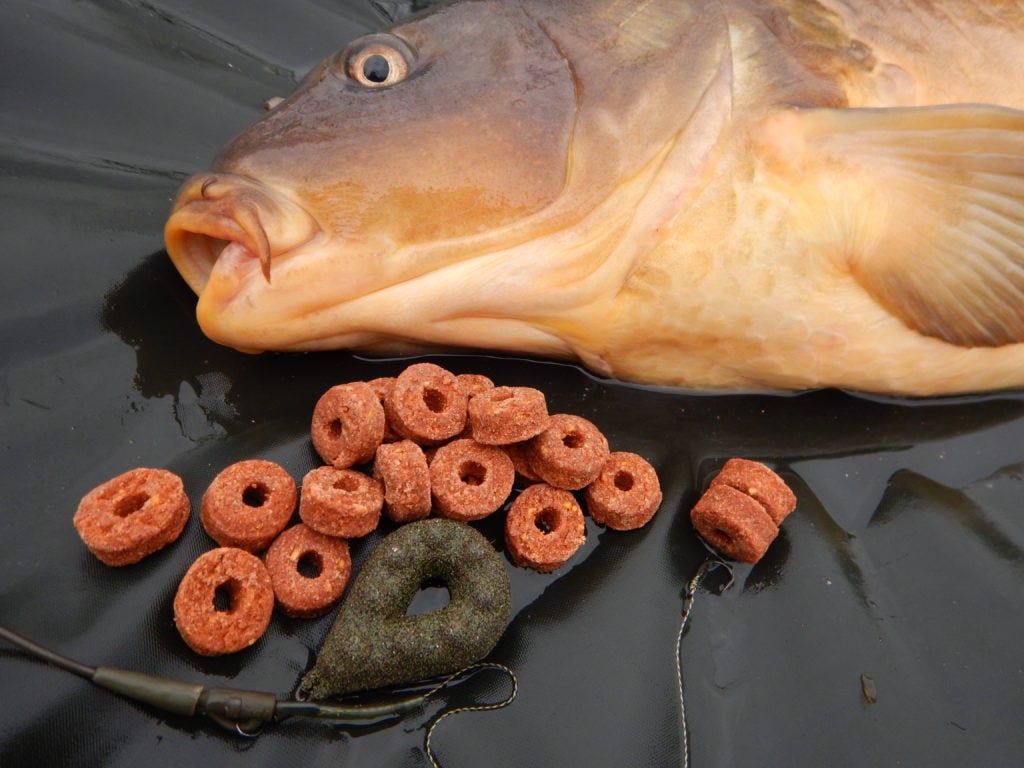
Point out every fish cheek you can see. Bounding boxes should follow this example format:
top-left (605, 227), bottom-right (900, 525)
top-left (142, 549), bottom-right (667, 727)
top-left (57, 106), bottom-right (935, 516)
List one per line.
top-left (366, 81), bottom-right (575, 243)
top-left (368, 185), bottom-right (549, 243)
top-left (297, 88), bottom-right (574, 246)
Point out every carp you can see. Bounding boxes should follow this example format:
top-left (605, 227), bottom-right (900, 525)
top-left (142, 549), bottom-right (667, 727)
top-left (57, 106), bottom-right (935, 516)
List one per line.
top-left (165, 0), bottom-right (1024, 394)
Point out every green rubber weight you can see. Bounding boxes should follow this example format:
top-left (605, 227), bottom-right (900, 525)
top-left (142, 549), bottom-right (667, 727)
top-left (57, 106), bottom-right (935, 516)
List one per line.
top-left (300, 519), bottom-right (511, 698)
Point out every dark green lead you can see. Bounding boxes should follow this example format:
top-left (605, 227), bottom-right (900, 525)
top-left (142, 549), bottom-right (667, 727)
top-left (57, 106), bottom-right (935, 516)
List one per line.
top-left (300, 519), bottom-right (512, 699)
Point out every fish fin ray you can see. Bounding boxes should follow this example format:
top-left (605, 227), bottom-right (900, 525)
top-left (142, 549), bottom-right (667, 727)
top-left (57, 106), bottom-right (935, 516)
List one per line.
top-left (767, 104), bottom-right (1024, 347)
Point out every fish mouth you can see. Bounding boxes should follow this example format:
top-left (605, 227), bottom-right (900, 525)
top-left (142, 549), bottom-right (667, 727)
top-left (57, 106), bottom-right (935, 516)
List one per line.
top-left (164, 172), bottom-right (321, 301)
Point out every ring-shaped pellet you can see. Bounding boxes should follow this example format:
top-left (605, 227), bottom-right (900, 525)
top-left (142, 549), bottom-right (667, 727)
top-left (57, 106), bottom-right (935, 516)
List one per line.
top-left (384, 363), bottom-right (468, 445)
top-left (200, 459), bottom-right (296, 552)
top-left (430, 439), bottom-right (515, 521)
top-left (710, 458), bottom-right (796, 525)
top-left (456, 373), bottom-right (495, 398)
top-left (503, 440), bottom-right (541, 483)
top-left (366, 376), bottom-right (402, 443)
top-left (504, 483), bottom-right (586, 572)
top-left (264, 524), bottom-right (352, 618)
top-left (173, 547), bottom-right (274, 656)
top-left (467, 386), bottom-right (550, 445)
top-left (73, 467), bottom-right (190, 566)
top-left (373, 440), bottom-right (432, 524)
top-left (300, 466), bottom-right (383, 539)
top-left (584, 452), bottom-right (663, 530)
top-left (311, 381), bottom-right (387, 467)
top-left (527, 413), bottom-right (609, 490)
top-left (690, 484), bottom-right (779, 564)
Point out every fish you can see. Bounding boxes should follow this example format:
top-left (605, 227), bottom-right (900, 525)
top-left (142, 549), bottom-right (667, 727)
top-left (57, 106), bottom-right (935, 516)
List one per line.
top-left (164, 0), bottom-right (1024, 395)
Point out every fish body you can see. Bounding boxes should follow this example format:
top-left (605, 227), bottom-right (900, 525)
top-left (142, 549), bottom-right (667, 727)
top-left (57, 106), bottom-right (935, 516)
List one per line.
top-left (164, 0), bottom-right (1024, 394)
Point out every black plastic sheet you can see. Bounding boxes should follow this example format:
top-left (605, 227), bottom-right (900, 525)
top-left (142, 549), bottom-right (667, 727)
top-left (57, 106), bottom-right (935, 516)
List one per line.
top-left (1, 2), bottom-right (1023, 766)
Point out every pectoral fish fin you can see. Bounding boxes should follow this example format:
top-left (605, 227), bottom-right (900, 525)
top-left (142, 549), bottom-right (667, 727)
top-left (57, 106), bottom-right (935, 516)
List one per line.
top-left (760, 105), bottom-right (1024, 347)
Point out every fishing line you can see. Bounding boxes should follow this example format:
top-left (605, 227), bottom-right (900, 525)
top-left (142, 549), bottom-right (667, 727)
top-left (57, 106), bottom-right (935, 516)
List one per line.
top-left (423, 662), bottom-right (518, 768)
top-left (675, 557), bottom-right (734, 768)
top-left (0, 624), bottom-right (95, 679)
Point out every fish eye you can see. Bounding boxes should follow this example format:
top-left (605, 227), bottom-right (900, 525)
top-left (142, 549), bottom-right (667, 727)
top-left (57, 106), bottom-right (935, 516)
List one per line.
top-left (361, 54), bottom-right (392, 84)
top-left (345, 37), bottom-right (414, 88)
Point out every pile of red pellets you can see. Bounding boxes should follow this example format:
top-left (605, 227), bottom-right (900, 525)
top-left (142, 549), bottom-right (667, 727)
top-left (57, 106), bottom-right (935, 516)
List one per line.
top-left (72, 362), bottom-right (799, 656)
top-left (72, 362), bottom-right (665, 655)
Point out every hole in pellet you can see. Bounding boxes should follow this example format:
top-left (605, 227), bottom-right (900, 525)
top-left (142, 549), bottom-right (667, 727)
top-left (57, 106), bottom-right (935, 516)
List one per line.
top-left (297, 550), bottom-right (323, 579)
top-left (328, 418), bottom-right (343, 440)
top-left (459, 460), bottom-right (487, 486)
top-left (614, 471), bottom-right (635, 492)
top-left (561, 431), bottom-right (584, 449)
top-left (213, 579), bottom-right (240, 612)
top-left (535, 506), bottom-right (559, 534)
top-left (422, 387), bottom-right (447, 413)
top-left (333, 474), bottom-right (360, 493)
top-left (112, 492), bottom-right (149, 518)
top-left (242, 482), bottom-right (269, 507)
top-left (405, 577), bottom-right (451, 617)
top-left (711, 528), bottom-right (731, 545)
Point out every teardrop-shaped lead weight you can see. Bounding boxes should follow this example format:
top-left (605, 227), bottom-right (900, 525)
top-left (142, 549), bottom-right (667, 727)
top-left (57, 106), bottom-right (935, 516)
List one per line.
top-left (300, 519), bottom-right (511, 699)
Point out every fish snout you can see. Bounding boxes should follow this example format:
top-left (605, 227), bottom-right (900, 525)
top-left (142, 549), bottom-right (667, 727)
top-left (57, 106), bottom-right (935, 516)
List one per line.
top-left (164, 172), bottom-right (320, 295)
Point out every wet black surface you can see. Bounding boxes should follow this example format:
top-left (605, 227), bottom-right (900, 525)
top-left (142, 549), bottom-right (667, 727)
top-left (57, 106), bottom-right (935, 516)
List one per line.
top-left (1, 2), bottom-right (1023, 766)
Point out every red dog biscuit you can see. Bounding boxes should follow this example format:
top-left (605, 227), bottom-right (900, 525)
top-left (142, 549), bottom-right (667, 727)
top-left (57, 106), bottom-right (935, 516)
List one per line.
top-left (430, 439), bottom-right (515, 521)
top-left (366, 377), bottom-right (401, 443)
top-left (300, 466), bottom-right (383, 539)
top-left (311, 381), bottom-right (387, 467)
top-left (200, 459), bottom-right (297, 552)
top-left (373, 440), bottom-right (432, 524)
top-left (385, 363), bottom-right (468, 445)
top-left (690, 484), bottom-right (779, 564)
top-left (173, 547), bottom-right (274, 656)
top-left (503, 440), bottom-right (541, 483)
top-left (505, 483), bottom-right (586, 572)
top-left (527, 413), bottom-right (609, 490)
top-left (456, 373), bottom-right (495, 398)
top-left (467, 386), bottom-right (550, 445)
top-left (710, 458), bottom-right (796, 525)
top-left (585, 452), bottom-right (663, 530)
top-left (264, 524), bottom-right (352, 618)
top-left (73, 467), bottom-right (189, 566)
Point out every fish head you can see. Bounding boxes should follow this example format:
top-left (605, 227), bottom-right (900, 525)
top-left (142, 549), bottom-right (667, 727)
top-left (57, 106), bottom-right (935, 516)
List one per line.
top-left (166, 0), bottom-right (577, 354)
top-left (165, 0), bottom-right (732, 358)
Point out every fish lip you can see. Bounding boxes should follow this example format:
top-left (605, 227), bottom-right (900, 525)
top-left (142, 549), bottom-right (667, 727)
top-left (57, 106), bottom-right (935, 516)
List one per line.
top-left (164, 172), bottom-right (321, 297)
top-left (165, 204), bottom-right (258, 294)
